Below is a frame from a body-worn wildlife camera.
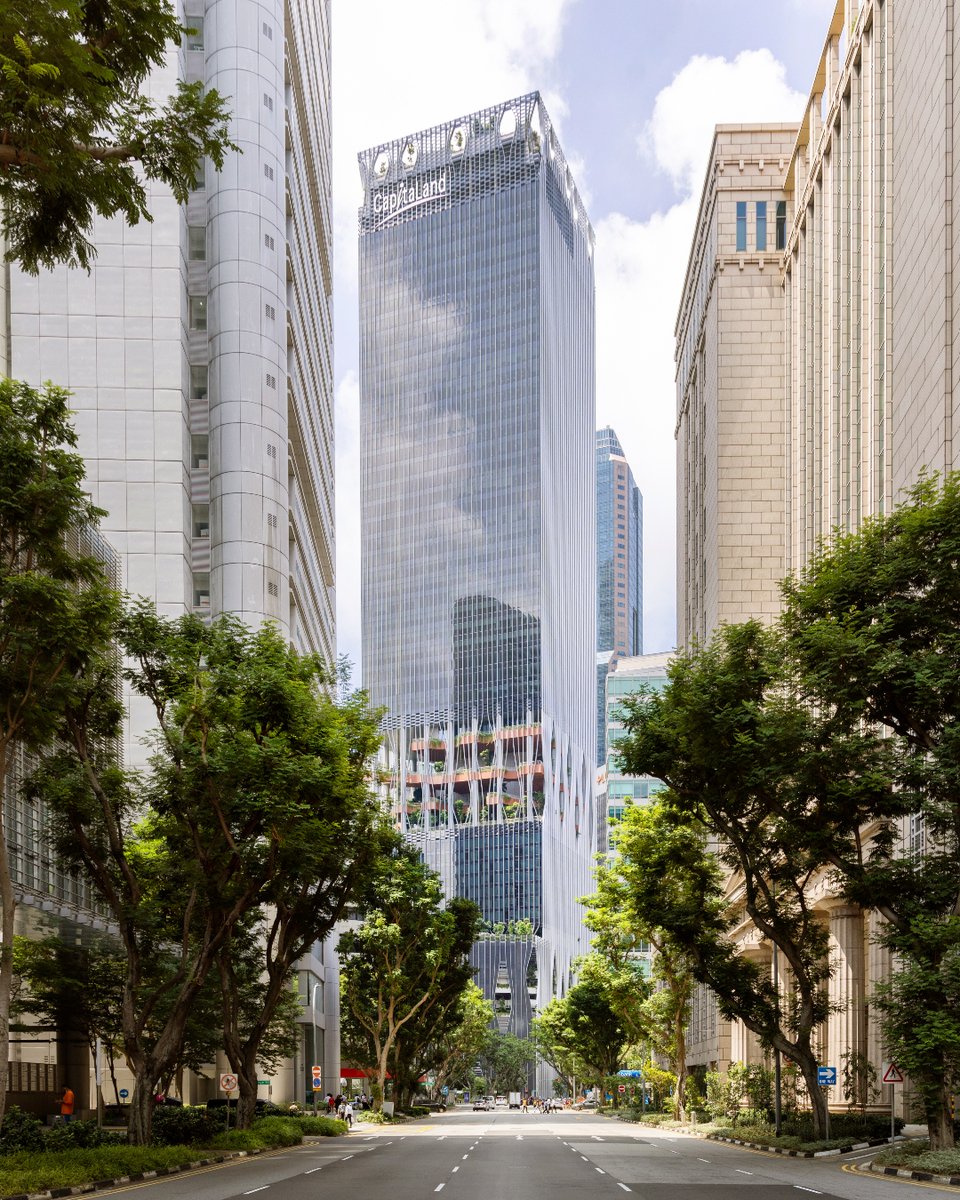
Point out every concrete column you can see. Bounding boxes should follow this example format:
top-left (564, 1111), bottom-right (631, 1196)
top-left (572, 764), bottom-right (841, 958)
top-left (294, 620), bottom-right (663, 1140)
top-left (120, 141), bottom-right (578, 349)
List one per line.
top-left (827, 905), bottom-right (866, 1087)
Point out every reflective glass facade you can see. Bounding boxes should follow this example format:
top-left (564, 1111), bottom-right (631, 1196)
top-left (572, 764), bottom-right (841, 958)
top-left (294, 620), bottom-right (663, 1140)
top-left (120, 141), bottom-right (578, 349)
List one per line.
top-left (595, 426), bottom-right (642, 763)
top-left (358, 94), bottom-right (596, 1043)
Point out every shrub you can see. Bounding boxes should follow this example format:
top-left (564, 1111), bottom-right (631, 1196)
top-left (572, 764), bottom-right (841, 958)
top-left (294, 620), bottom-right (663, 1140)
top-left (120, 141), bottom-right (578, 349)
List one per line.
top-left (249, 1116), bottom-right (303, 1147)
top-left (44, 1120), bottom-right (125, 1150)
top-left (356, 1110), bottom-right (385, 1124)
top-left (152, 1105), bottom-right (223, 1146)
top-left (0, 1107), bottom-right (45, 1153)
top-left (209, 1129), bottom-right (264, 1152)
top-left (293, 1116), bottom-right (348, 1137)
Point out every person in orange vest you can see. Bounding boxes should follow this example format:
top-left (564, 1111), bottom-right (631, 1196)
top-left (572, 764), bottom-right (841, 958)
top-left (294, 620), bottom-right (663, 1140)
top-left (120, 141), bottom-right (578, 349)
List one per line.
top-left (60, 1085), bottom-right (75, 1124)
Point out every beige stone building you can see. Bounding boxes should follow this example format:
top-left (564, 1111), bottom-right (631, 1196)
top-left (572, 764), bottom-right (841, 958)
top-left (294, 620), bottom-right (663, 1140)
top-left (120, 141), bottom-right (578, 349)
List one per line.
top-left (675, 125), bottom-right (796, 649)
top-left (677, 0), bottom-right (958, 1118)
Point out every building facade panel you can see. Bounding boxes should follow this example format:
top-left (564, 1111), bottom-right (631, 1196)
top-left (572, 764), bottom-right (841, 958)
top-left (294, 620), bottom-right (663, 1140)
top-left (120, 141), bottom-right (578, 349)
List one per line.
top-left (358, 95), bottom-right (596, 1051)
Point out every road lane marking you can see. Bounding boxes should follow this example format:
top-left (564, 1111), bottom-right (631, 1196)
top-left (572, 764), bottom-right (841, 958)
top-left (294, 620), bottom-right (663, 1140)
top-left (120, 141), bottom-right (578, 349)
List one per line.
top-left (434, 1185), bottom-right (445, 1193)
top-left (735, 1169), bottom-right (753, 1175)
top-left (793, 1189), bottom-right (822, 1195)
top-left (343, 1155), bottom-right (353, 1160)
top-left (305, 1167), bottom-right (323, 1174)
top-left (452, 1167), bottom-right (459, 1173)
top-left (595, 1168), bottom-right (606, 1175)
top-left (581, 1155), bottom-right (589, 1161)
top-left (618, 1186), bottom-right (631, 1193)
top-left (243, 1190), bottom-right (268, 1196)
top-left (698, 1157), bottom-right (710, 1162)
top-left (462, 1154), bottom-right (469, 1160)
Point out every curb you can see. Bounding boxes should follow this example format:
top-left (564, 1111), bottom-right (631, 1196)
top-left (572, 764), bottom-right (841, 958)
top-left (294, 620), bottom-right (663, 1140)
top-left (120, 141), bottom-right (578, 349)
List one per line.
top-left (867, 1161), bottom-right (960, 1188)
top-left (706, 1133), bottom-right (889, 1159)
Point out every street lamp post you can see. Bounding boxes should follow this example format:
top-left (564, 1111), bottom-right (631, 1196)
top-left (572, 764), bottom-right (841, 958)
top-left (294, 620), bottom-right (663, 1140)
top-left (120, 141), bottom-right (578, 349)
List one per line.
top-left (310, 983), bottom-right (321, 1117)
top-left (772, 940), bottom-right (782, 1136)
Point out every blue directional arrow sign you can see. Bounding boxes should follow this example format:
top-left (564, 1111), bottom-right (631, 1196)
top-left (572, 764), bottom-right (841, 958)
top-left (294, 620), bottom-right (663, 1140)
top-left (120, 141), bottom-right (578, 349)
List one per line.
top-left (617, 1070), bottom-right (642, 1077)
top-left (817, 1066), bottom-right (837, 1086)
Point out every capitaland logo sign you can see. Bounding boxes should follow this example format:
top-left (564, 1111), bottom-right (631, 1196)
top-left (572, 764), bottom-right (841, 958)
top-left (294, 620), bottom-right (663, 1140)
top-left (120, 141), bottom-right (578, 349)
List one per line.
top-left (373, 170), bottom-right (447, 223)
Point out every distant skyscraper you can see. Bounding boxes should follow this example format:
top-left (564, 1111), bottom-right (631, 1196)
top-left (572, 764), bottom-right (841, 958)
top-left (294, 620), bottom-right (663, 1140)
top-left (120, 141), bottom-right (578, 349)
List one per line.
top-left (595, 426), bottom-right (642, 764)
top-left (358, 93), bottom-right (596, 1047)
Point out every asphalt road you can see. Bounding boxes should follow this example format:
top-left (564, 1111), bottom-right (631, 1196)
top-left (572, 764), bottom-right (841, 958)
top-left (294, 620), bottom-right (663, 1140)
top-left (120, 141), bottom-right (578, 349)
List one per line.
top-left (93, 1107), bottom-right (954, 1200)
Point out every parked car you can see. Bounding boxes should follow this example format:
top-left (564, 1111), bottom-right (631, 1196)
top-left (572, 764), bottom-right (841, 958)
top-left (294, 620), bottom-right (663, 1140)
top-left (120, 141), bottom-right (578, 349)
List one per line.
top-left (472, 1097), bottom-right (491, 1111)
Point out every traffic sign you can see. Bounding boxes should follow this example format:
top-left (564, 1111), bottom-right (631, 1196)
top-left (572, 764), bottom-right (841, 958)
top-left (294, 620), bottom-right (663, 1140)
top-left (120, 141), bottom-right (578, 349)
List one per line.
top-left (219, 1072), bottom-right (238, 1093)
top-left (618, 1084), bottom-right (626, 1094)
top-left (441, 1086), bottom-right (449, 1095)
top-left (882, 1061), bottom-right (905, 1085)
top-left (312, 1081), bottom-right (323, 1091)
top-left (817, 1066), bottom-right (837, 1087)
top-left (311, 1065), bottom-right (322, 1078)
top-left (119, 1088), bottom-right (129, 1099)
top-left (617, 1070), bottom-right (642, 1077)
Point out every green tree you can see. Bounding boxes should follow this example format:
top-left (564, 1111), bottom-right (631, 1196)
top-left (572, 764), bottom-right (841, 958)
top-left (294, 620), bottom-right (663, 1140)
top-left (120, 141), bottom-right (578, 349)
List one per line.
top-left (782, 472), bottom-right (960, 1148)
top-left (0, 0), bottom-right (235, 273)
top-left (338, 843), bottom-right (477, 1110)
top-left (475, 1031), bottom-right (534, 1095)
top-left (0, 378), bottom-right (117, 1129)
top-left (532, 999), bottom-right (586, 1097)
top-left (386, 897), bottom-right (482, 1107)
top-left (429, 984), bottom-right (495, 1099)
top-left (615, 640), bottom-right (849, 1141)
top-left (32, 607), bottom-right (381, 1143)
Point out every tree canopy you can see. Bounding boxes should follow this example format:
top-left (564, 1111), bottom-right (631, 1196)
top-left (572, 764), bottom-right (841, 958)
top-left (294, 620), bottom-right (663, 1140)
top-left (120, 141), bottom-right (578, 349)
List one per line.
top-left (0, 0), bottom-right (235, 272)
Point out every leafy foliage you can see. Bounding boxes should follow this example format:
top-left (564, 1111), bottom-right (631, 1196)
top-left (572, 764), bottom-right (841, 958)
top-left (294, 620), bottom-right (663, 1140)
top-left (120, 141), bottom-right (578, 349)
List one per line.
top-left (0, 0), bottom-right (236, 272)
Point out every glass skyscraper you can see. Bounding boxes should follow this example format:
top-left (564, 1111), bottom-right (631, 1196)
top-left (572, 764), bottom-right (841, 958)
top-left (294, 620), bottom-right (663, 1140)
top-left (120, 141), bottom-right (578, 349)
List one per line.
top-left (595, 427), bottom-right (642, 764)
top-left (358, 93), bottom-right (596, 1047)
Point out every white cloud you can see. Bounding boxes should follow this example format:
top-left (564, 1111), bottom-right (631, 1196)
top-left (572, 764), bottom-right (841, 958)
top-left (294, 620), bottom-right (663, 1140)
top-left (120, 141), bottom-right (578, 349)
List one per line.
top-left (597, 50), bottom-right (807, 653)
top-left (641, 49), bottom-right (806, 195)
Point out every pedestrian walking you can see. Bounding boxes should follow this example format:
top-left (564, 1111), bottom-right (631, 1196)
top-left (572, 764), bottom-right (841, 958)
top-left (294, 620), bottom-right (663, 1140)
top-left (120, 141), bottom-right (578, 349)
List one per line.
top-left (344, 1100), bottom-right (354, 1128)
top-left (59, 1085), bottom-right (75, 1124)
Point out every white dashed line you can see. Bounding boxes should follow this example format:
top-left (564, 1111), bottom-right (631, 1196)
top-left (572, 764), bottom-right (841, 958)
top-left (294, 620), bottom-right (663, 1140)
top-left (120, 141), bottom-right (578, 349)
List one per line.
top-left (736, 1170), bottom-right (753, 1176)
top-left (452, 1167), bottom-right (459, 1174)
top-left (343, 1155), bottom-right (353, 1161)
top-left (697, 1157), bottom-right (710, 1162)
top-left (434, 1186), bottom-right (445, 1193)
top-left (617, 1186), bottom-right (631, 1193)
top-left (581, 1155), bottom-right (589, 1161)
top-left (462, 1154), bottom-right (469, 1160)
top-left (793, 1189), bottom-right (822, 1195)
top-left (305, 1168), bottom-right (323, 1175)
top-left (243, 1190), bottom-right (268, 1196)
top-left (595, 1168), bottom-right (606, 1175)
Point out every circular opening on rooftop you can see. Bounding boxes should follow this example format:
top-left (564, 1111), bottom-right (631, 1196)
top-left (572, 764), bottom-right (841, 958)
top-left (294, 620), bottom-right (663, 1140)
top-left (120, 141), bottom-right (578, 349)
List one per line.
top-left (450, 124), bottom-right (468, 155)
top-left (499, 108), bottom-right (517, 140)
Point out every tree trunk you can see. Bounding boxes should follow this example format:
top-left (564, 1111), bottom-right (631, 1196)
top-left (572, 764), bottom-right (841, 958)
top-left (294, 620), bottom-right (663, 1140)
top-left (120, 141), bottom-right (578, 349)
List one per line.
top-left (673, 1005), bottom-right (688, 1121)
top-left (234, 1047), bottom-right (260, 1130)
top-left (128, 1079), bottom-right (157, 1146)
top-left (796, 1054), bottom-right (829, 1140)
top-left (0, 757), bottom-right (16, 1131)
top-left (925, 1077), bottom-right (956, 1151)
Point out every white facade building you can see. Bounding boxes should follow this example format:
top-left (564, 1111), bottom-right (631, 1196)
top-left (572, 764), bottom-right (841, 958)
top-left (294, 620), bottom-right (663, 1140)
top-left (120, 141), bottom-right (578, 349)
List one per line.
top-left (7, 0), bottom-right (338, 1104)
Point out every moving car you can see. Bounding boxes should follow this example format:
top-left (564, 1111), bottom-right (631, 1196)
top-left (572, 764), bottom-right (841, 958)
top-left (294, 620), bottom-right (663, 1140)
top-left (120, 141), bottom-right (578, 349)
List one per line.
top-left (472, 1097), bottom-right (492, 1111)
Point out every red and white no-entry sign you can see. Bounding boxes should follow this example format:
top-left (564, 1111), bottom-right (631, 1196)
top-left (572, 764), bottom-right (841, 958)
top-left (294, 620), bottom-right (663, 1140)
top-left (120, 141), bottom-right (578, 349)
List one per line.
top-left (882, 1061), bottom-right (904, 1085)
top-left (311, 1065), bottom-right (322, 1079)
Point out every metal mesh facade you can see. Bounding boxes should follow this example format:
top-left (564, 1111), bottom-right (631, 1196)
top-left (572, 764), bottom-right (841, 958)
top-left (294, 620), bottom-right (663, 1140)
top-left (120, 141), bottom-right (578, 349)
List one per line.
top-left (358, 93), bottom-right (596, 1039)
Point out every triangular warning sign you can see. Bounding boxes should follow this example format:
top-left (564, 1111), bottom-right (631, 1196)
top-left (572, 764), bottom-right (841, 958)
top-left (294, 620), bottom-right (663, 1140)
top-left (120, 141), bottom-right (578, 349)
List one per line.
top-left (882, 1062), bottom-right (904, 1084)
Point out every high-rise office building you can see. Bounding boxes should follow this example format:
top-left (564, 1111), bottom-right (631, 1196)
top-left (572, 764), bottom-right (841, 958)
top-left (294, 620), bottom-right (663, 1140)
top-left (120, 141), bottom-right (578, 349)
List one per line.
top-left (8, 0), bottom-right (338, 1102)
top-left (358, 93), bottom-right (596, 1046)
top-left (595, 426), bottom-right (642, 764)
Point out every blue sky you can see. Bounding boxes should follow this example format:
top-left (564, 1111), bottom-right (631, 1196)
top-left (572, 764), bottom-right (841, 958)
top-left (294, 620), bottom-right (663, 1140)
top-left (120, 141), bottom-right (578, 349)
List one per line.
top-left (331, 0), bottom-right (837, 674)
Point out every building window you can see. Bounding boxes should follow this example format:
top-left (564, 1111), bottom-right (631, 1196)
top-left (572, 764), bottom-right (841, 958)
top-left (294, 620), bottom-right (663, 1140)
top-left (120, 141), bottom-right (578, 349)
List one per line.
top-left (776, 200), bottom-right (787, 250)
top-left (735, 201), bottom-right (747, 252)
top-left (188, 226), bottom-right (205, 261)
top-left (190, 366), bottom-right (208, 400)
top-left (756, 201), bottom-right (767, 251)
top-left (192, 161), bottom-right (205, 191)
top-left (189, 295), bottom-right (207, 331)
top-left (186, 15), bottom-right (203, 50)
